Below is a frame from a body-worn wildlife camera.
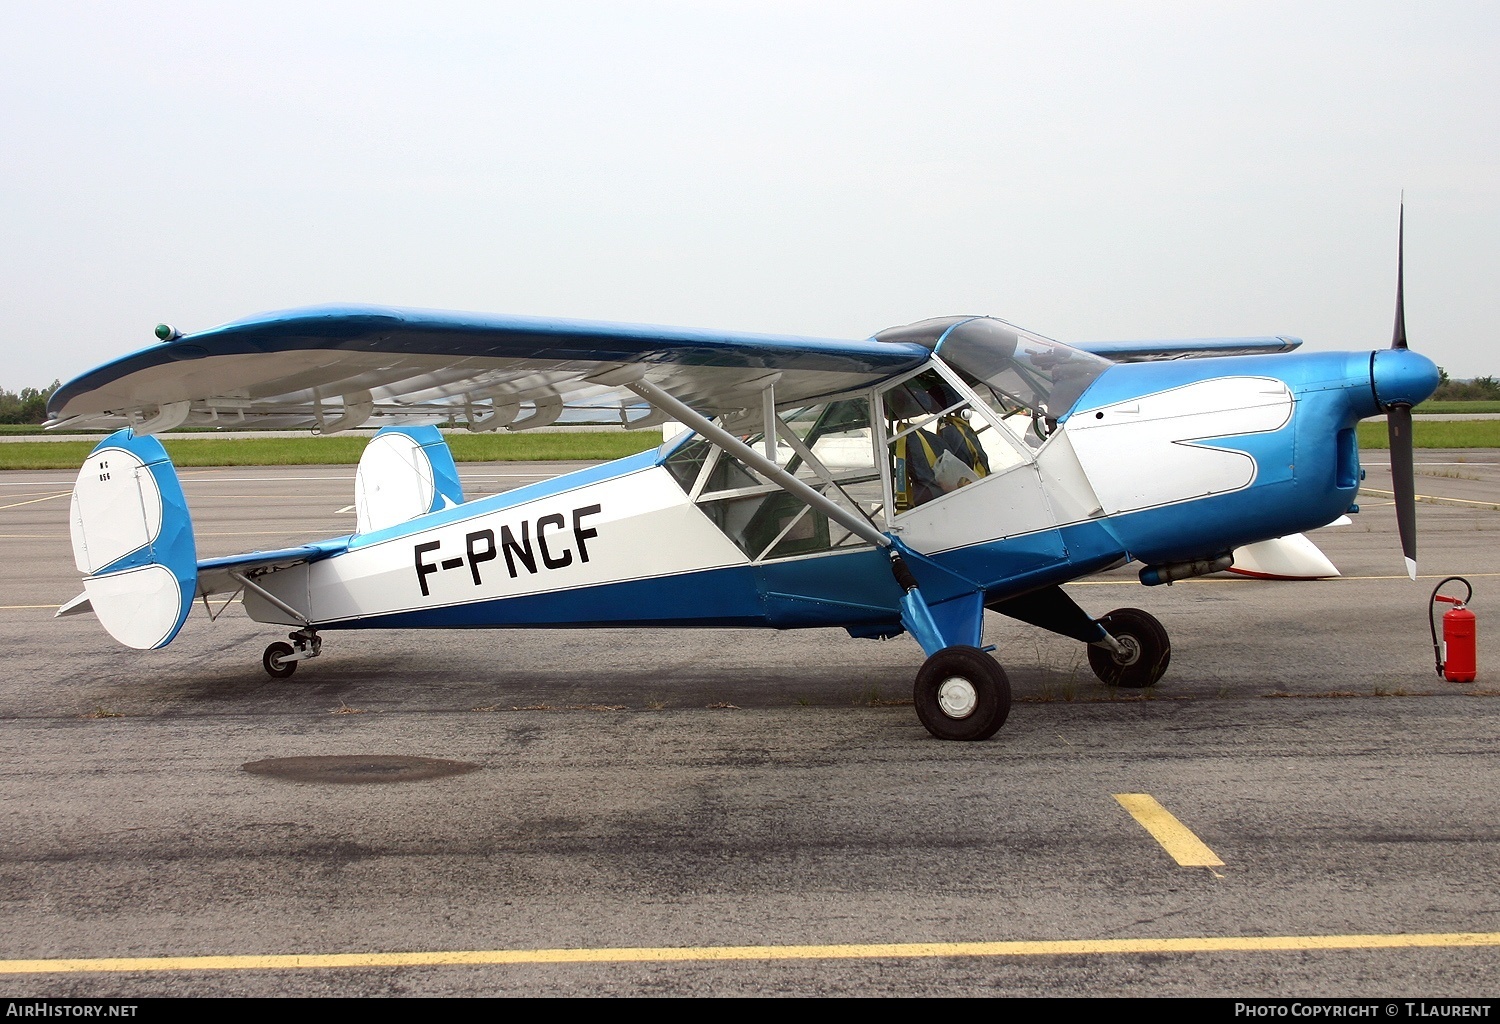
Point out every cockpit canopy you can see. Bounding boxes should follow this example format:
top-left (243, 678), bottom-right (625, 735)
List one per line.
top-left (875, 316), bottom-right (1110, 417)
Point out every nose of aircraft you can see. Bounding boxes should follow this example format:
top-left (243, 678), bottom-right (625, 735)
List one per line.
top-left (1371, 347), bottom-right (1440, 410)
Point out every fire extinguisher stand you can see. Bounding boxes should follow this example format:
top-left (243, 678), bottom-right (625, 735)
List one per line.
top-left (1429, 576), bottom-right (1477, 683)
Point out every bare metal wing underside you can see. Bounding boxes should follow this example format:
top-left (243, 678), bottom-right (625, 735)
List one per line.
top-left (47, 304), bottom-right (1300, 435)
top-left (47, 305), bottom-right (931, 435)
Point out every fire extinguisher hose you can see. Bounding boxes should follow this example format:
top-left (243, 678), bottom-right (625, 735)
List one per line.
top-left (1429, 576), bottom-right (1474, 676)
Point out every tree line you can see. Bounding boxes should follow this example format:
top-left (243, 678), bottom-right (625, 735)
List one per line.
top-left (0, 382), bottom-right (60, 424)
top-left (1433, 369), bottom-right (1500, 402)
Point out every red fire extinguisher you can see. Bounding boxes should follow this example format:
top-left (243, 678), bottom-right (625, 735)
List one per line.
top-left (1429, 576), bottom-right (1477, 683)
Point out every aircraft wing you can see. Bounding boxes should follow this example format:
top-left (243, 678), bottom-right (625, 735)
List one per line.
top-left (47, 304), bottom-right (931, 433)
top-left (1074, 337), bottom-right (1302, 361)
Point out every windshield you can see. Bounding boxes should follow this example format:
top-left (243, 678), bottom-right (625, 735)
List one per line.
top-left (903, 317), bottom-right (1110, 417)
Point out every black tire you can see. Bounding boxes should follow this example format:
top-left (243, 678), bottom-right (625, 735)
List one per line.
top-left (263, 641), bottom-right (297, 679)
top-left (913, 646), bottom-right (1012, 741)
top-left (1088, 608), bottom-right (1170, 688)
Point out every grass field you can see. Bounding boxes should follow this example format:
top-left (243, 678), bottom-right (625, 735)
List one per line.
top-left (1415, 400), bottom-right (1500, 414)
top-left (0, 431), bottom-right (663, 470)
top-left (1355, 420), bottom-right (1500, 449)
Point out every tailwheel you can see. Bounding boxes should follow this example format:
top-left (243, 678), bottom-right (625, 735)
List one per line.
top-left (262, 628), bottom-right (322, 680)
top-left (913, 646), bottom-right (1012, 741)
top-left (263, 642), bottom-right (297, 679)
top-left (1088, 608), bottom-right (1170, 688)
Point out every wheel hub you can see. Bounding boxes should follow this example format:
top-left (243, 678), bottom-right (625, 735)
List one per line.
top-left (936, 677), bottom-right (978, 719)
top-left (1112, 635), bottom-right (1141, 667)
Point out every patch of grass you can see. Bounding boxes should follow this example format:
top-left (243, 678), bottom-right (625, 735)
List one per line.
top-left (0, 431), bottom-right (662, 470)
top-left (1358, 420), bottom-right (1500, 449)
top-left (852, 683), bottom-right (910, 707)
top-left (1415, 400), bottom-right (1500, 414)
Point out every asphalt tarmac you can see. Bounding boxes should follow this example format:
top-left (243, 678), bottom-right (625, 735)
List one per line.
top-left (1, 452), bottom-right (1498, 997)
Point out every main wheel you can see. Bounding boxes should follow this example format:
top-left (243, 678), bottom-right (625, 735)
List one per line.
top-left (263, 641), bottom-right (297, 679)
top-left (913, 646), bottom-right (1012, 741)
top-left (1088, 608), bottom-right (1170, 688)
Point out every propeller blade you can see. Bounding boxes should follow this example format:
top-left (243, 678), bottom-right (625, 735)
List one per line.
top-left (1392, 202), bottom-right (1407, 350)
top-left (1388, 403), bottom-right (1417, 579)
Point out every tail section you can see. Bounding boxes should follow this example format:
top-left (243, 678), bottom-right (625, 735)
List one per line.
top-left (355, 425), bottom-right (464, 535)
top-left (64, 429), bottom-right (197, 649)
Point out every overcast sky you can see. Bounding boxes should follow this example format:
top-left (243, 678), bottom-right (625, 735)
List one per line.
top-left (2, 1), bottom-right (1496, 388)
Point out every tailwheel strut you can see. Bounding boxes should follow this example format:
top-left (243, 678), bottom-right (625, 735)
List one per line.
top-left (263, 628), bottom-right (322, 680)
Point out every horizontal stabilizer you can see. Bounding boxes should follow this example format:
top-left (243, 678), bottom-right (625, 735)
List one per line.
top-left (55, 592), bottom-right (92, 617)
top-left (195, 539), bottom-right (350, 598)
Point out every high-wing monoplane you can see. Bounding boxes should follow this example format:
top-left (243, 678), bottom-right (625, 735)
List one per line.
top-left (48, 216), bottom-right (1438, 739)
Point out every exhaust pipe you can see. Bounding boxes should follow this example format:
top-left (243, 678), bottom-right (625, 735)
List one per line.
top-left (1139, 554), bottom-right (1234, 587)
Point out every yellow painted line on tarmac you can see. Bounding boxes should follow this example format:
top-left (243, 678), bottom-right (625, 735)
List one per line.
top-left (1066, 578), bottom-right (1248, 585)
top-left (4, 932), bottom-right (1500, 974)
top-left (1067, 572), bottom-right (1500, 586)
top-left (1114, 794), bottom-right (1224, 868)
top-left (0, 491), bottom-right (69, 510)
top-left (1361, 486), bottom-right (1500, 510)
top-left (196, 530), bottom-right (333, 537)
top-left (0, 605), bottom-right (60, 610)
top-left (1341, 572), bottom-right (1500, 580)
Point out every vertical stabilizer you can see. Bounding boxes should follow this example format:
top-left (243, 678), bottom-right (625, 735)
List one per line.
top-left (354, 425), bottom-right (464, 535)
top-left (67, 429), bottom-right (197, 649)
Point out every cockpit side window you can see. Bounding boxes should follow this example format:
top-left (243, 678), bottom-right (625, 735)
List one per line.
top-left (659, 399), bottom-right (881, 560)
top-left (878, 365), bottom-right (1032, 516)
top-left (934, 317), bottom-right (1110, 420)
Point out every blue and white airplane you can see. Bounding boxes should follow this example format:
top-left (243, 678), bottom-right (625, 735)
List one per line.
top-left (47, 221), bottom-right (1437, 740)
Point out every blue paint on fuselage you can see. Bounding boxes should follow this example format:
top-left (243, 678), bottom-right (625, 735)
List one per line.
top-left (1067, 350), bottom-right (1380, 421)
top-left (308, 344), bottom-right (1433, 636)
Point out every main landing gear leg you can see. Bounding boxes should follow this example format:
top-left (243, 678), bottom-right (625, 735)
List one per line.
top-left (887, 545), bottom-right (1011, 740)
top-left (262, 628), bottom-right (323, 680)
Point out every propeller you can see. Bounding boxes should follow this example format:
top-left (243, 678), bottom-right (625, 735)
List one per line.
top-left (1385, 202), bottom-right (1419, 580)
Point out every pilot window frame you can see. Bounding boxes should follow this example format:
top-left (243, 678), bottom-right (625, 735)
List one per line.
top-left (872, 356), bottom-right (1038, 522)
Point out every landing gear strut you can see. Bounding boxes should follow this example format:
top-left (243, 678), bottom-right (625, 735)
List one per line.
top-left (1088, 608), bottom-right (1170, 688)
top-left (262, 628), bottom-right (322, 679)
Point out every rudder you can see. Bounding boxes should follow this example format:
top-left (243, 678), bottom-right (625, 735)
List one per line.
top-left (66, 429), bottom-right (197, 649)
top-left (354, 425), bottom-right (464, 534)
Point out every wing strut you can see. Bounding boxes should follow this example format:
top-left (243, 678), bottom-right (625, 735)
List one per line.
top-left (628, 380), bottom-right (970, 655)
top-left (230, 570), bottom-right (311, 626)
top-left (627, 380), bottom-right (891, 550)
